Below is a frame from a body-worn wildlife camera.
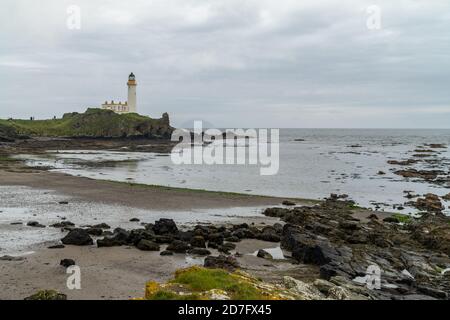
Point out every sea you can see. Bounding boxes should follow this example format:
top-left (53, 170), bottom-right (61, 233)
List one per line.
top-left (15, 129), bottom-right (450, 215)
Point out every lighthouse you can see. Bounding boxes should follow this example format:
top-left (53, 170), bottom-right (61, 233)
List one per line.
top-left (101, 73), bottom-right (138, 113)
top-left (127, 72), bottom-right (137, 113)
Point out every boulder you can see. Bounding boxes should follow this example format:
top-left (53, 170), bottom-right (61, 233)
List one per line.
top-left (208, 233), bottom-right (224, 246)
top-left (97, 228), bottom-right (130, 247)
top-left (166, 240), bottom-right (190, 253)
top-left (256, 249), bottom-right (273, 259)
top-left (204, 255), bottom-right (240, 271)
top-left (218, 242), bottom-right (236, 254)
top-left (92, 223), bottom-right (111, 229)
top-left (282, 200), bottom-right (296, 206)
top-left (51, 221), bottom-right (75, 228)
top-left (224, 236), bottom-right (240, 243)
top-left (190, 235), bottom-right (206, 248)
top-left (257, 226), bottom-right (281, 242)
top-left (61, 229), bottom-right (93, 246)
top-left (27, 221), bottom-right (45, 228)
top-left (262, 207), bottom-right (290, 218)
top-left (86, 228), bottom-right (103, 236)
top-left (136, 239), bottom-right (160, 251)
top-left (176, 230), bottom-right (194, 242)
top-left (231, 228), bottom-right (255, 239)
top-left (153, 218), bottom-right (178, 235)
top-left (154, 235), bottom-right (174, 244)
top-left (127, 229), bottom-right (155, 245)
top-left (187, 248), bottom-right (211, 256)
top-left (60, 259), bottom-right (76, 268)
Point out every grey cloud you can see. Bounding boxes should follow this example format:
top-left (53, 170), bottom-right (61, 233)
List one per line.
top-left (1, 0), bottom-right (449, 128)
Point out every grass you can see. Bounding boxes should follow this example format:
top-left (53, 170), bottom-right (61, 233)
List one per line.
top-left (391, 213), bottom-right (413, 224)
top-left (348, 203), bottom-right (363, 209)
top-left (171, 267), bottom-right (264, 300)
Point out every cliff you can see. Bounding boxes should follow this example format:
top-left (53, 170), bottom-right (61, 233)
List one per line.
top-left (0, 109), bottom-right (173, 139)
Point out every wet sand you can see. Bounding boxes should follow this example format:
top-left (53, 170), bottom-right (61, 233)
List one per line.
top-left (0, 169), bottom-right (314, 211)
top-left (0, 167), bottom-right (318, 300)
top-left (0, 240), bottom-right (314, 300)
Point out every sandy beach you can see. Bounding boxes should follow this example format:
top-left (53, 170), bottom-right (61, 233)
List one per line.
top-left (0, 165), bottom-right (316, 300)
top-left (1, 239), bottom-right (316, 300)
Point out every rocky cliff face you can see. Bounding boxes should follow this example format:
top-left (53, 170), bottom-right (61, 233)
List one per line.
top-left (60, 109), bottom-right (174, 139)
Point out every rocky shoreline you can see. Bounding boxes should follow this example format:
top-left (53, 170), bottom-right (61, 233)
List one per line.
top-left (16, 194), bottom-right (449, 300)
top-left (1, 137), bottom-right (449, 300)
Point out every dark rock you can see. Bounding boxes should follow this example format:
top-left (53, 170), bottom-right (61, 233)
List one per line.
top-left (262, 207), bottom-right (290, 218)
top-left (153, 218), bottom-right (178, 235)
top-left (97, 228), bottom-right (130, 247)
top-left (60, 259), bottom-right (75, 268)
top-left (176, 230), bottom-right (194, 242)
top-left (86, 228), bottom-right (103, 236)
top-left (190, 236), bottom-right (206, 248)
top-left (224, 236), bottom-right (240, 243)
top-left (127, 229), bottom-right (155, 245)
top-left (48, 244), bottom-right (65, 249)
top-left (160, 250), bottom-right (173, 256)
top-left (231, 228), bottom-right (255, 239)
top-left (218, 242), bottom-right (236, 254)
top-left (129, 218), bottom-right (140, 222)
top-left (92, 223), bottom-right (111, 229)
top-left (257, 226), bottom-right (281, 242)
top-left (61, 229), bottom-right (93, 246)
top-left (166, 240), bottom-right (190, 253)
top-left (208, 233), bottom-right (224, 246)
top-left (58, 201), bottom-right (69, 205)
top-left (282, 200), bottom-right (296, 206)
top-left (154, 235), bottom-right (174, 244)
top-left (204, 255), bottom-right (240, 271)
top-left (51, 221), bottom-right (75, 228)
top-left (257, 249), bottom-right (273, 259)
top-left (187, 248), bottom-right (211, 256)
top-left (136, 239), bottom-right (160, 251)
top-left (27, 221), bottom-right (45, 228)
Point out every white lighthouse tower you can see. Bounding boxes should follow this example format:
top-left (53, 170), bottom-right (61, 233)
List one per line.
top-left (127, 72), bottom-right (137, 113)
top-left (101, 73), bottom-right (138, 113)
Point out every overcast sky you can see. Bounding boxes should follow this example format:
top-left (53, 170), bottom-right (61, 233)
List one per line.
top-left (1, 0), bottom-right (449, 128)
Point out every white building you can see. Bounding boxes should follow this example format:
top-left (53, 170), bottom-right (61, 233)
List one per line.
top-left (102, 73), bottom-right (137, 114)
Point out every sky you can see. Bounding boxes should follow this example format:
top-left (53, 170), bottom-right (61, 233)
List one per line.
top-left (1, 0), bottom-right (450, 128)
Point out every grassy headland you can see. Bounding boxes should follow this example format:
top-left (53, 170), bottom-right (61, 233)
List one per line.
top-left (0, 108), bottom-right (172, 139)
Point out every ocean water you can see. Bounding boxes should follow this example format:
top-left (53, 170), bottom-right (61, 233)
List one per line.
top-left (16, 129), bottom-right (450, 214)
